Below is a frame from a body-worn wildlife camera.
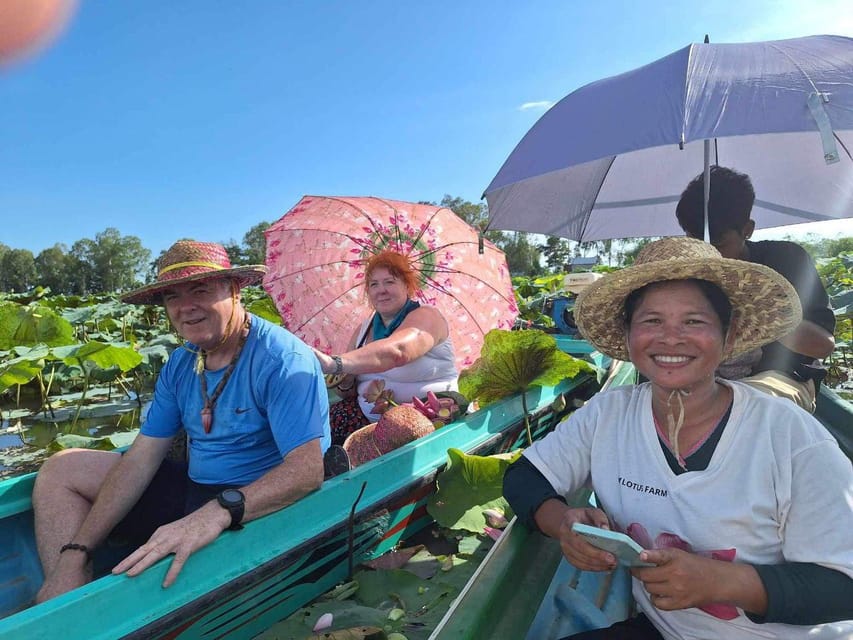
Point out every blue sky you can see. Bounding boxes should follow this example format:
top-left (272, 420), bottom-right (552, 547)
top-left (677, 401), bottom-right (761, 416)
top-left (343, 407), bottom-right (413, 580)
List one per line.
top-left (2, 0), bottom-right (851, 258)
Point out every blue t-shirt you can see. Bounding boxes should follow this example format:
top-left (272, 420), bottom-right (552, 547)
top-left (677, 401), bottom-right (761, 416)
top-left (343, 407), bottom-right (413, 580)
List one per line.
top-left (141, 315), bottom-right (331, 485)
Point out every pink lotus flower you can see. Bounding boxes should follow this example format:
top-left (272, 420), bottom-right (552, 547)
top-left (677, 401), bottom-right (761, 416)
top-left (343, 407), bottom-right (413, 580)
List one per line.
top-left (626, 523), bottom-right (738, 620)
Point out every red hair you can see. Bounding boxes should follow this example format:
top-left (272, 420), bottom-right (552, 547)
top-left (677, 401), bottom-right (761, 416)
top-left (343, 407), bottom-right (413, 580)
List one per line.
top-left (364, 251), bottom-right (420, 297)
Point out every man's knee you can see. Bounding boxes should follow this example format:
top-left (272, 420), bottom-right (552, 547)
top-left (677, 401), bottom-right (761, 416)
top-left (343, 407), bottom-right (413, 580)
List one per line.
top-left (34, 449), bottom-right (121, 501)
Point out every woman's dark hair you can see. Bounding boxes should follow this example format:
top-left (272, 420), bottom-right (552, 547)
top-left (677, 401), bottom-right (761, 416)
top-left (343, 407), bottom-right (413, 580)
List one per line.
top-left (624, 279), bottom-right (732, 334)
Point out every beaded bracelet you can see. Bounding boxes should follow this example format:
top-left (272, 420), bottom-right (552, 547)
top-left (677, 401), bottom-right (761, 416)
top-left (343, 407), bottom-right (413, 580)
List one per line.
top-left (60, 542), bottom-right (92, 561)
top-left (332, 355), bottom-right (343, 375)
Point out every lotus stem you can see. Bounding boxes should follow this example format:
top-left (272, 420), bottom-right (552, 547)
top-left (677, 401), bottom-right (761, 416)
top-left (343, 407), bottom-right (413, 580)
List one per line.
top-left (521, 389), bottom-right (532, 446)
top-left (72, 359), bottom-right (89, 429)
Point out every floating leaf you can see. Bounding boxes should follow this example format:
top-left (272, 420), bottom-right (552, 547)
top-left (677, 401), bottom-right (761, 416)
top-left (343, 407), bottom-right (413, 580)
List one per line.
top-left (361, 545), bottom-right (425, 571)
top-left (427, 448), bottom-right (520, 532)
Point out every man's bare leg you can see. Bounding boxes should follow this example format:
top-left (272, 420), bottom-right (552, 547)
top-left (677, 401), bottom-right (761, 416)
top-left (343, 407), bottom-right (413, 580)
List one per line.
top-left (32, 449), bottom-right (122, 601)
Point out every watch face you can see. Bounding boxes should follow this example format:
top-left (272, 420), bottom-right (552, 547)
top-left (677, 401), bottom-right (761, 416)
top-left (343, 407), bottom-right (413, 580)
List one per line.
top-left (220, 489), bottom-right (244, 505)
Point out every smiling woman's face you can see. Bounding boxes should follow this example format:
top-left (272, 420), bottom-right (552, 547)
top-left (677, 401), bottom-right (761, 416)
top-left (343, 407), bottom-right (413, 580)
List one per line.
top-left (366, 267), bottom-right (409, 319)
top-left (162, 278), bottom-right (235, 349)
top-left (626, 280), bottom-right (730, 393)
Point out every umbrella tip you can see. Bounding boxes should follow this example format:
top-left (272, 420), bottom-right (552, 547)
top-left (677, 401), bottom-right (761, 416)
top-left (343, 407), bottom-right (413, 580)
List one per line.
top-left (704, 34), bottom-right (710, 44)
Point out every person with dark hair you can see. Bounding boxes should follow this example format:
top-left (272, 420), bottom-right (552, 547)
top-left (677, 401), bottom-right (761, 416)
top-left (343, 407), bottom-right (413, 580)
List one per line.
top-left (675, 166), bottom-right (835, 412)
top-left (312, 250), bottom-right (458, 445)
top-left (33, 241), bottom-right (330, 603)
top-left (504, 237), bottom-right (853, 639)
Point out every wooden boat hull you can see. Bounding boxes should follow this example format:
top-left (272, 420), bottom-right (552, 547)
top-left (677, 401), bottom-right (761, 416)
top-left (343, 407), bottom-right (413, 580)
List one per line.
top-left (429, 384), bottom-right (853, 639)
top-left (0, 339), bottom-right (604, 640)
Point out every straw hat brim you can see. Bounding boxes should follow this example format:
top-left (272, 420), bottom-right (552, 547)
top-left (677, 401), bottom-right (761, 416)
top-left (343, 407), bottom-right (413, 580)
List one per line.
top-left (574, 257), bottom-right (802, 361)
top-left (342, 422), bottom-right (384, 468)
top-left (121, 265), bottom-right (267, 305)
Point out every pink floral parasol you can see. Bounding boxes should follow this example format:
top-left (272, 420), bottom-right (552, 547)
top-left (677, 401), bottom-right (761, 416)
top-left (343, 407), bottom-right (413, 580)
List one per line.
top-left (263, 196), bottom-right (518, 370)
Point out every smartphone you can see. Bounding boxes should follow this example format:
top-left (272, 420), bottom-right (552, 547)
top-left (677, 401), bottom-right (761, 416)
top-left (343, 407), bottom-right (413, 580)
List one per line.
top-left (571, 522), bottom-right (655, 567)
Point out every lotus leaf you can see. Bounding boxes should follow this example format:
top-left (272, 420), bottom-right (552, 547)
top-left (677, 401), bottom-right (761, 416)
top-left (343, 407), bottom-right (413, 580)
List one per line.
top-left (255, 601), bottom-right (388, 639)
top-left (0, 351), bottom-right (47, 393)
top-left (51, 429), bottom-right (138, 452)
top-left (51, 342), bottom-right (143, 372)
top-left (0, 303), bottom-right (75, 349)
top-left (459, 329), bottom-right (593, 406)
top-left (246, 297), bottom-right (284, 326)
top-left (426, 448), bottom-right (521, 532)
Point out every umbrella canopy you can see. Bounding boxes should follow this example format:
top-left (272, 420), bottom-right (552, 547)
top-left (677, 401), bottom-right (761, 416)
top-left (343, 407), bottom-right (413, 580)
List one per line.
top-left (263, 196), bottom-right (518, 370)
top-left (484, 35), bottom-right (853, 241)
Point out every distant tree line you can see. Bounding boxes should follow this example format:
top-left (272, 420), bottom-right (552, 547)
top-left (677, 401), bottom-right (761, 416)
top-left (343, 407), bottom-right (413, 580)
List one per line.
top-left (3, 200), bottom-right (850, 295)
top-left (0, 223), bottom-right (270, 295)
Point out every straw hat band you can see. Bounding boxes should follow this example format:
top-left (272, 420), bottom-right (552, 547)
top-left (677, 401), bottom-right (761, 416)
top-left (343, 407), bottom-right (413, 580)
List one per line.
top-left (159, 261), bottom-right (229, 277)
top-left (121, 240), bottom-right (267, 305)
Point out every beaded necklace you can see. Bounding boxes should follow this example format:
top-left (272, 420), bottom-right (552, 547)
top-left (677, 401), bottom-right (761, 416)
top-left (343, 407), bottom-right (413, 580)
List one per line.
top-left (198, 315), bottom-right (251, 433)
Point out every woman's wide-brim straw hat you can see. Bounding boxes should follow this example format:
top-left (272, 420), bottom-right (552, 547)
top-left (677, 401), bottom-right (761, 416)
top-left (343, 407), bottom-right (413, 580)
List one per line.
top-left (574, 237), bottom-right (802, 361)
top-left (121, 241), bottom-right (267, 305)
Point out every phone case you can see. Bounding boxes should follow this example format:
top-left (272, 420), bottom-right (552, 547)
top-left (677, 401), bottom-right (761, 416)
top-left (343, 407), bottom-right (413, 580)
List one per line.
top-left (571, 522), bottom-right (655, 567)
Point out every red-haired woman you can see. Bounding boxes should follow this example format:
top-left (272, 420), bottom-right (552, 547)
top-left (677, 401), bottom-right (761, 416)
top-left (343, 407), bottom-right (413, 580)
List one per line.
top-left (313, 251), bottom-right (458, 444)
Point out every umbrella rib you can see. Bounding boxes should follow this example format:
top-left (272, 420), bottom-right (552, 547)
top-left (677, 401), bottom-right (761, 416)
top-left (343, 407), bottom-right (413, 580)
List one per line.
top-left (409, 238), bottom-right (486, 264)
top-left (263, 254), bottom-right (375, 286)
top-left (421, 267), bottom-right (514, 304)
top-left (411, 207), bottom-right (449, 249)
top-left (833, 132), bottom-right (853, 162)
top-left (289, 280), bottom-right (367, 335)
top-left (577, 156), bottom-right (616, 241)
top-left (418, 266), bottom-right (516, 336)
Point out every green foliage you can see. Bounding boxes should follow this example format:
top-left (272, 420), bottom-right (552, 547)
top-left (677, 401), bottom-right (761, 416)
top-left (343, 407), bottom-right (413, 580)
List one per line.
top-left (459, 329), bottom-right (593, 406)
top-left (538, 236), bottom-right (574, 273)
top-left (244, 287), bottom-right (284, 325)
top-left (51, 341), bottom-right (143, 372)
top-left (0, 349), bottom-right (47, 393)
top-left (261, 534), bottom-right (492, 640)
top-left (0, 248), bottom-right (37, 293)
top-left (243, 222), bottom-right (272, 265)
top-left (0, 303), bottom-right (76, 349)
top-left (50, 429), bottom-right (139, 452)
top-left (427, 448), bottom-right (520, 532)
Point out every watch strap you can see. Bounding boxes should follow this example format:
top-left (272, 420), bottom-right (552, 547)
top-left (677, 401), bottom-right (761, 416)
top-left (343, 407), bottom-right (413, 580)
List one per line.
top-left (217, 490), bottom-right (245, 531)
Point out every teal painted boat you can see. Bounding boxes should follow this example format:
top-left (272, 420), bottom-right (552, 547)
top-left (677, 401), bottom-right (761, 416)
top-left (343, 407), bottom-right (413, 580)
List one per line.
top-left (428, 384), bottom-right (853, 639)
top-left (0, 338), bottom-right (607, 640)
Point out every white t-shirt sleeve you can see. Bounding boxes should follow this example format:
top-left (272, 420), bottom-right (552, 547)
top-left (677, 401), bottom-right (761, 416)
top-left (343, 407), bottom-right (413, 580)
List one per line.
top-left (522, 391), bottom-right (611, 497)
top-left (779, 433), bottom-right (853, 578)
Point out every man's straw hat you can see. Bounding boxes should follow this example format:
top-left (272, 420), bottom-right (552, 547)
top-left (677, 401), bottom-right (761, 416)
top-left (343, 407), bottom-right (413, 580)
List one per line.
top-left (121, 240), bottom-right (267, 305)
top-left (574, 237), bottom-right (802, 361)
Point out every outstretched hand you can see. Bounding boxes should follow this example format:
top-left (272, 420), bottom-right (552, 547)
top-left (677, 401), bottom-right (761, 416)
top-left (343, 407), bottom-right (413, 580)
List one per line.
top-left (112, 502), bottom-right (230, 588)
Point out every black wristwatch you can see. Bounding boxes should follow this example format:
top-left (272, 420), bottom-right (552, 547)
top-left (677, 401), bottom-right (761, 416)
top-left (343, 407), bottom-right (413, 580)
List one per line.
top-left (216, 489), bottom-right (245, 531)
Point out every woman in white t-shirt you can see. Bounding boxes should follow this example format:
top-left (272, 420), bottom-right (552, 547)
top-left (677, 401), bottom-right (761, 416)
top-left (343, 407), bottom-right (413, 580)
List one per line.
top-left (313, 250), bottom-right (458, 445)
top-left (504, 237), bottom-right (853, 639)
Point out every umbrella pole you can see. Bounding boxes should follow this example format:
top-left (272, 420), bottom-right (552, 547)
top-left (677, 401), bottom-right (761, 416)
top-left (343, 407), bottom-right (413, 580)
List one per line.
top-left (703, 139), bottom-right (711, 242)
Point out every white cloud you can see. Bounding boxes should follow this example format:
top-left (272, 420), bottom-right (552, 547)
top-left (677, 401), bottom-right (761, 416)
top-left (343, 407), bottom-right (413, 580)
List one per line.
top-left (518, 100), bottom-right (554, 111)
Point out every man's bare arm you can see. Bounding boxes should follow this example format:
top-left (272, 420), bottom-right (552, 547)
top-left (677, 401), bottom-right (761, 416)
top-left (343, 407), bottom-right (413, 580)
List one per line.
top-left (113, 438), bottom-right (324, 587)
top-left (779, 319), bottom-right (835, 360)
